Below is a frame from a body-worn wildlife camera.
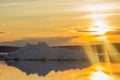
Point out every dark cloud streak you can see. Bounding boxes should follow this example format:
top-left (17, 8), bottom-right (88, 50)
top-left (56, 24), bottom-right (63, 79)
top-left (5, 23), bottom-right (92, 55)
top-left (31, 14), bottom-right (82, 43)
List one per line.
top-left (0, 32), bottom-right (4, 34)
top-left (106, 31), bottom-right (120, 35)
top-left (105, 29), bottom-right (120, 35)
top-left (76, 30), bottom-right (96, 33)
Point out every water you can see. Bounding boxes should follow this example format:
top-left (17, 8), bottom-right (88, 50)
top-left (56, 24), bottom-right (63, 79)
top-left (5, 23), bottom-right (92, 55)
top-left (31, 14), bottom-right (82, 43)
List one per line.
top-left (0, 60), bottom-right (120, 80)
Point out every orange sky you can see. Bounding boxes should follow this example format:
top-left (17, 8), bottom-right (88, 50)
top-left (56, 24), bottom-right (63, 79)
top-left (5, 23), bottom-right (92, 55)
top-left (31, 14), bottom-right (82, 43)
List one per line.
top-left (0, 0), bottom-right (120, 46)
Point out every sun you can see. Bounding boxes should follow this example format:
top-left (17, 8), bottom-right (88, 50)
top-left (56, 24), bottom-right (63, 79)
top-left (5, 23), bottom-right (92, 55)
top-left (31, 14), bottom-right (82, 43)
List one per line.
top-left (89, 20), bottom-right (113, 35)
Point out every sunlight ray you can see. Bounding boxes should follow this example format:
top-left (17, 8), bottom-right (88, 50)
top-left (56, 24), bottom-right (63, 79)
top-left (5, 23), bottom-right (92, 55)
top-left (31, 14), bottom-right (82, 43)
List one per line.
top-left (83, 43), bottom-right (100, 64)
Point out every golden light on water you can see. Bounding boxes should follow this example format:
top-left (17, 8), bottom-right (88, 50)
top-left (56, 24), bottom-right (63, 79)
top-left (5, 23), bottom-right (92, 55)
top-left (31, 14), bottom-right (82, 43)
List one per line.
top-left (96, 66), bottom-right (104, 71)
top-left (89, 65), bottom-right (115, 80)
top-left (90, 71), bottom-right (114, 80)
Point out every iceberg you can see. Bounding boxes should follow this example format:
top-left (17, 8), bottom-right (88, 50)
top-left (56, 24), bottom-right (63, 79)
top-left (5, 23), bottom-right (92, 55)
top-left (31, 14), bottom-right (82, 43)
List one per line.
top-left (5, 42), bottom-right (88, 60)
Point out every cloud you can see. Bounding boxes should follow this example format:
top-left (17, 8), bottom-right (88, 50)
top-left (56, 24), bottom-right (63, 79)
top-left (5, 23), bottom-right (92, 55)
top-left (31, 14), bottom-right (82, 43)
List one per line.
top-left (0, 23), bottom-right (7, 26)
top-left (78, 1), bottom-right (120, 12)
top-left (0, 36), bottom-right (78, 46)
top-left (75, 30), bottom-right (96, 33)
top-left (64, 26), bottom-right (96, 33)
top-left (70, 29), bottom-right (96, 33)
top-left (105, 31), bottom-right (120, 35)
top-left (0, 32), bottom-right (4, 34)
top-left (103, 28), bottom-right (120, 35)
top-left (82, 13), bottom-right (113, 19)
top-left (0, 1), bottom-right (28, 7)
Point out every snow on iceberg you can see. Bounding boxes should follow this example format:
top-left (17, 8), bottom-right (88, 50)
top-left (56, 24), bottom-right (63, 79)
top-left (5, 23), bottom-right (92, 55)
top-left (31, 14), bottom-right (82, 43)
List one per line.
top-left (5, 42), bottom-right (88, 60)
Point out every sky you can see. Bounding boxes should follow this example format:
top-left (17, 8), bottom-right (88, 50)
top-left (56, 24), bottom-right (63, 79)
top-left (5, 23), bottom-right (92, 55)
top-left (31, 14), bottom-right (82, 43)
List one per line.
top-left (0, 0), bottom-right (120, 46)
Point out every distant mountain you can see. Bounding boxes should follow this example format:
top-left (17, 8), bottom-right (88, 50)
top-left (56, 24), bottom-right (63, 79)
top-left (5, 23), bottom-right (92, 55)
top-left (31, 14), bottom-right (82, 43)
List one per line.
top-left (54, 43), bottom-right (120, 53)
top-left (0, 46), bottom-right (20, 52)
top-left (0, 54), bottom-right (5, 60)
top-left (0, 43), bottom-right (120, 53)
top-left (53, 45), bottom-right (83, 50)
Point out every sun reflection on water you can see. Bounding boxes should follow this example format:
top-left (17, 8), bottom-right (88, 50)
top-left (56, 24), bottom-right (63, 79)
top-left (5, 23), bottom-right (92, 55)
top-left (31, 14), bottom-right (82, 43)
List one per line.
top-left (89, 65), bottom-right (115, 80)
top-left (90, 71), bottom-right (114, 80)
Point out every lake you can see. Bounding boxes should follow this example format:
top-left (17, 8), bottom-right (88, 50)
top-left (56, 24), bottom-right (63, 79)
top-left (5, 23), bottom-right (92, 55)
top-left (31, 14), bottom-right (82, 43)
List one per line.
top-left (0, 60), bottom-right (120, 80)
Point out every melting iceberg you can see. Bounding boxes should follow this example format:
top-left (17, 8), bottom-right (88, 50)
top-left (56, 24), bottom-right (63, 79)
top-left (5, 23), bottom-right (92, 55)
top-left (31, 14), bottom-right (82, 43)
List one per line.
top-left (5, 42), bottom-right (88, 60)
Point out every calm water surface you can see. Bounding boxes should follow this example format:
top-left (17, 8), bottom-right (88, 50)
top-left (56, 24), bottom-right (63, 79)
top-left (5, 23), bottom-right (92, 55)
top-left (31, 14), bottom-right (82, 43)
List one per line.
top-left (0, 60), bottom-right (120, 80)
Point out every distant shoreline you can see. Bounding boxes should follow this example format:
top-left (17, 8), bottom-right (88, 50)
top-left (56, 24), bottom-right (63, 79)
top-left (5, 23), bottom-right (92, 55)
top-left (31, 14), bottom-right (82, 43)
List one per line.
top-left (5, 59), bottom-right (89, 62)
top-left (0, 53), bottom-right (6, 60)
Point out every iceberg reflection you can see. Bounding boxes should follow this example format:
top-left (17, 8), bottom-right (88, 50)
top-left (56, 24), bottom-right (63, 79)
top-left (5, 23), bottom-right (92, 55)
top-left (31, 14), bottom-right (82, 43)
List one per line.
top-left (5, 60), bottom-right (91, 76)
